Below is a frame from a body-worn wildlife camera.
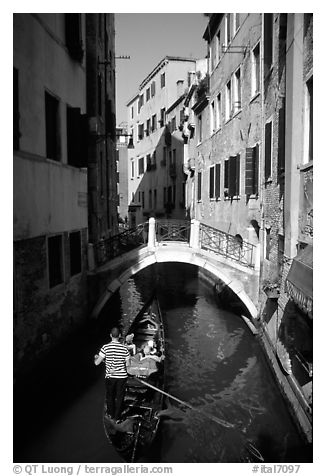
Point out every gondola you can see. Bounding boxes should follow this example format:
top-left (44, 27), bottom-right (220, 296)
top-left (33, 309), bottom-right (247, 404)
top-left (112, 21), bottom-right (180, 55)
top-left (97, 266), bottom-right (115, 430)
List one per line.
top-left (103, 293), bottom-right (165, 462)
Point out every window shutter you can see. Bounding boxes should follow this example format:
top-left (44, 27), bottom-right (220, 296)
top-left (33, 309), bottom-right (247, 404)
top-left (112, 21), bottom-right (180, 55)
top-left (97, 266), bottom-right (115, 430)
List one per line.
top-left (245, 148), bottom-right (255, 195)
top-left (235, 154), bottom-right (240, 195)
top-left (197, 171), bottom-right (202, 201)
top-left (229, 156), bottom-right (236, 197)
top-left (265, 121), bottom-right (272, 180)
top-left (215, 163), bottom-right (221, 198)
top-left (254, 144), bottom-right (259, 194)
top-left (278, 105), bottom-right (285, 177)
top-left (209, 167), bottom-right (214, 198)
top-left (224, 159), bottom-right (229, 196)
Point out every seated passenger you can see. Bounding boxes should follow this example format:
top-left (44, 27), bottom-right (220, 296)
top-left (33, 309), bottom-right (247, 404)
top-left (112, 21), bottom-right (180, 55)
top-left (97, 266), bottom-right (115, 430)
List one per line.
top-left (125, 333), bottom-right (136, 356)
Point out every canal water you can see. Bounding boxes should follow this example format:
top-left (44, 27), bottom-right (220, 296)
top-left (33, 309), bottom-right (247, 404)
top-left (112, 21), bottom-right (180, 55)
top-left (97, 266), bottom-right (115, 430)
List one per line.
top-left (14, 263), bottom-right (312, 463)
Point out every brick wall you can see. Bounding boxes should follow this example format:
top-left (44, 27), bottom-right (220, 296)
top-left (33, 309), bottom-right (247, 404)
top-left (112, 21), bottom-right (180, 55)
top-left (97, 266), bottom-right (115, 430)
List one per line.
top-left (14, 228), bottom-right (88, 378)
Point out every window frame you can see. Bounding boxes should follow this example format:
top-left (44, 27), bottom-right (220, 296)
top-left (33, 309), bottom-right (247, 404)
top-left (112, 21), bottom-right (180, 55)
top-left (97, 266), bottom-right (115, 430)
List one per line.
top-left (251, 41), bottom-right (261, 97)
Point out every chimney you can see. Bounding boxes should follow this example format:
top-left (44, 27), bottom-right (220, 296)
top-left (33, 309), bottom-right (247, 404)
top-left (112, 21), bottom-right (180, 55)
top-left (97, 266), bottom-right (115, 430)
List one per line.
top-left (176, 79), bottom-right (184, 97)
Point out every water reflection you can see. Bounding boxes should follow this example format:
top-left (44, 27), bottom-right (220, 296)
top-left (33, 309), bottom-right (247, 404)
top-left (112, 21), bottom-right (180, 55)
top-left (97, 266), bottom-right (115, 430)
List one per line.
top-left (117, 263), bottom-right (311, 463)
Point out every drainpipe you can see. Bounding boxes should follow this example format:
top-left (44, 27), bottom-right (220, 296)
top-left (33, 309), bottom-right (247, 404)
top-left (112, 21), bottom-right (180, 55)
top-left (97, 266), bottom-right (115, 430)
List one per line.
top-left (259, 14), bottom-right (265, 287)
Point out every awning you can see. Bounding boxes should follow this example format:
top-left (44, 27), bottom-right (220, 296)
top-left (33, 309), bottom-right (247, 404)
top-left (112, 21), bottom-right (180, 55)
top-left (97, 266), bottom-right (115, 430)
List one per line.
top-left (285, 245), bottom-right (313, 318)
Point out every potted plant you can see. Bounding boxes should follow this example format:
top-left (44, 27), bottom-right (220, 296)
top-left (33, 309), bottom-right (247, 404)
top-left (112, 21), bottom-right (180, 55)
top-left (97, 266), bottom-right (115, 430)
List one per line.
top-left (262, 278), bottom-right (280, 299)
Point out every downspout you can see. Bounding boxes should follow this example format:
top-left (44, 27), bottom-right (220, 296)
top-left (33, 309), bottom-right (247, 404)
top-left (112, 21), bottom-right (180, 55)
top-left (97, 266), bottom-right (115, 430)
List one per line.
top-left (259, 13), bottom-right (265, 288)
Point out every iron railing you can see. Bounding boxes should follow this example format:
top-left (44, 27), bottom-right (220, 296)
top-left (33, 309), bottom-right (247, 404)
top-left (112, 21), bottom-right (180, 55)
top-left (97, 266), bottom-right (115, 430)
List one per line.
top-left (200, 223), bottom-right (255, 267)
top-left (94, 222), bottom-right (148, 265)
top-left (155, 219), bottom-right (191, 243)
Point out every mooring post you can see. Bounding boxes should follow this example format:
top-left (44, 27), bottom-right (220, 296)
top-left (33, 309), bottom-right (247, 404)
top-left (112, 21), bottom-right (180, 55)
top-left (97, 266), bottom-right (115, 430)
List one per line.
top-left (190, 219), bottom-right (200, 250)
top-left (148, 217), bottom-right (156, 250)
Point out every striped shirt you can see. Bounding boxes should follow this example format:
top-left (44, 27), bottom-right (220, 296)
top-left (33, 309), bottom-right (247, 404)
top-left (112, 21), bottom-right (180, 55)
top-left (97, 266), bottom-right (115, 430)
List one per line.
top-left (99, 341), bottom-right (129, 378)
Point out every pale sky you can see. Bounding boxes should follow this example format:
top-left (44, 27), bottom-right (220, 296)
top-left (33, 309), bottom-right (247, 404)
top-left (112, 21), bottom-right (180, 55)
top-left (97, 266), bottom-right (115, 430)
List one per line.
top-left (115, 13), bottom-right (208, 125)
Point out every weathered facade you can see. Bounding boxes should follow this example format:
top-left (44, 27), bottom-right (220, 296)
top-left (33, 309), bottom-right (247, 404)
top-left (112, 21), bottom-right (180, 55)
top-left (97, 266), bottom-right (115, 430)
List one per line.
top-left (259, 14), bottom-right (313, 426)
top-left (86, 13), bottom-right (118, 241)
top-left (192, 14), bottom-right (262, 253)
top-left (13, 13), bottom-right (118, 378)
top-left (126, 56), bottom-right (198, 226)
top-left (116, 122), bottom-right (130, 226)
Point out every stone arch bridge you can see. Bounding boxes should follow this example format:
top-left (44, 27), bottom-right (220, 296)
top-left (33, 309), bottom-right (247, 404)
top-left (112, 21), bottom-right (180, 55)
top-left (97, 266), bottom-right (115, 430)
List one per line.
top-left (88, 218), bottom-right (260, 322)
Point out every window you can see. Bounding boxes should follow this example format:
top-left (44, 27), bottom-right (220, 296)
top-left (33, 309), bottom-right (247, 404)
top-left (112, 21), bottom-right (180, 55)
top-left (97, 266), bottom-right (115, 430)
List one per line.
top-left (65, 14), bottom-right (83, 62)
top-left (162, 147), bottom-right (167, 166)
top-left (45, 91), bottom-right (60, 161)
top-left (234, 68), bottom-right (241, 112)
top-left (210, 100), bottom-right (216, 134)
top-left (151, 114), bottom-right (157, 132)
top-left (97, 74), bottom-right (102, 116)
top-left (132, 192), bottom-right (135, 202)
top-left (13, 67), bottom-right (20, 150)
top-left (146, 118), bottom-right (150, 136)
top-left (160, 108), bottom-right (165, 127)
top-left (146, 154), bottom-right (151, 171)
top-left (215, 163), bottom-right (221, 199)
top-left (265, 227), bottom-right (271, 260)
top-left (152, 151), bottom-right (157, 168)
top-left (48, 235), bottom-right (63, 288)
top-left (252, 42), bottom-right (260, 96)
top-left (245, 145), bottom-right (259, 195)
top-left (209, 166), bottom-right (215, 198)
top-left (141, 191), bottom-right (145, 208)
top-left (171, 116), bottom-right (176, 132)
top-left (265, 121), bottom-right (272, 180)
top-left (197, 171), bottom-right (202, 201)
top-left (161, 72), bottom-right (165, 88)
top-left (66, 106), bottom-right (87, 167)
top-left (234, 13), bottom-right (240, 33)
top-left (225, 80), bottom-right (232, 121)
top-left (225, 155), bottom-right (240, 197)
top-left (264, 14), bottom-right (274, 75)
top-left (146, 87), bottom-right (150, 102)
top-left (154, 189), bottom-right (157, 208)
top-left (151, 81), bottom-right (156, 97)
top-left (216, 93), bottom-right (221, 130)
top-left (131, 159), bottom-right (135, 179)
top-left (163, 187), bottom-right (167, 204)
top-left (138, 123), bottom-right (144, 141)
top-left (225, 13), bottom-right (231, 45)
top-left (130, 106), bottom-right (134, 120)
top-left (215, 31), bottom-right (221, 65)
top-left (138, 156), bottom-right (144, 175)
top-left (138, 94), bottom-right (143, 113)
top-left (304, 76), bottom-right (313, 163)
top-left (198, 114), bottom-right (203, 142)
top-left (70, 231), bottom-right (82, 276)
top-left (149, 190), bottom-right (152, 209)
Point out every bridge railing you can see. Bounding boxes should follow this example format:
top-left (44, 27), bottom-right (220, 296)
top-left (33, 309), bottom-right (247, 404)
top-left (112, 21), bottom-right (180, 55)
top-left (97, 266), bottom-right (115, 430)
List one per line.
top-left (155, 219), bottom-right (191, 243)
top-left (94, 222), bottom-right (148, 265)
top-left (199, 222), bottom-right (255, 268)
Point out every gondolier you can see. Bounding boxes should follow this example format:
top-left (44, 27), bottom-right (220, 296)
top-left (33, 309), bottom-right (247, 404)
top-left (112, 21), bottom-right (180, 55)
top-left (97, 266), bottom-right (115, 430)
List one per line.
top-left (94, 327), bottom-right (130, 422)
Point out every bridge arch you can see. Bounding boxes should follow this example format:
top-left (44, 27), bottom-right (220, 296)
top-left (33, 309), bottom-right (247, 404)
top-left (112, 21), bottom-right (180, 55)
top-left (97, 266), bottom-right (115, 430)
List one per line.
top-left (91, 245), bottom-right (258, 322)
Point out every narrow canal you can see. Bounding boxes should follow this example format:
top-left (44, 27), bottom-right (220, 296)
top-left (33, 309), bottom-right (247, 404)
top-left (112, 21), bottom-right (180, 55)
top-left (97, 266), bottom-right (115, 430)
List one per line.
top-left (14, 263), bottom-right (312, 463)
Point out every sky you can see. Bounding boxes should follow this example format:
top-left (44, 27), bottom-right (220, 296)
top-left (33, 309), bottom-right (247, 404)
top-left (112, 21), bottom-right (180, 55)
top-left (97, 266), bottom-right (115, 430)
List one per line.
top-left (115, 13), bottom-right (208, 125)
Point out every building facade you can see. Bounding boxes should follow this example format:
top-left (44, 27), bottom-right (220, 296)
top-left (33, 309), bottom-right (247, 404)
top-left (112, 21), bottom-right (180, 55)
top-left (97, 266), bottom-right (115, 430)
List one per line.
top-left (191, 14), bottom-right (262, 253)
top-left (259, 14), bottom-right (313, 423)
top-left (191, 13), bottom-right (313, 438)
top-left (116, 121), bottom-right (130, 227)
top-left (126, 56), bottom-right (198, 226)
top-left (86, 13), bottom-right (118, 242)
top-left (13, 13), bottom-right (118, 378)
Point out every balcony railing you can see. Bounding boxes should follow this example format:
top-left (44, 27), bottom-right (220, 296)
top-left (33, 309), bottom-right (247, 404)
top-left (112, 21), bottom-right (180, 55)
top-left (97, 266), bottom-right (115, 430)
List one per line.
top-left (199, 222), bottom-right (255, 267)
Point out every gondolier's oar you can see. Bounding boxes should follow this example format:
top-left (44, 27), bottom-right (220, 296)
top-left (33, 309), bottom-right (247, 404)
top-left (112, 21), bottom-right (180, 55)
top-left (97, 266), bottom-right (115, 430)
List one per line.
top-left (134, 377), bottom-right (235, 429)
